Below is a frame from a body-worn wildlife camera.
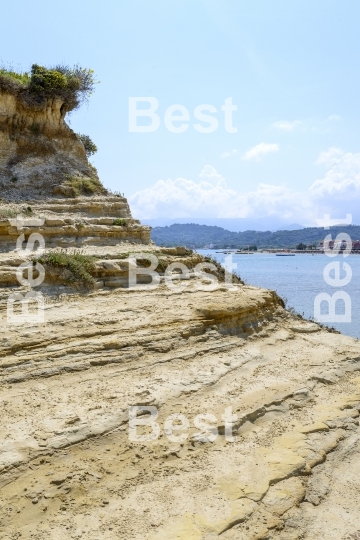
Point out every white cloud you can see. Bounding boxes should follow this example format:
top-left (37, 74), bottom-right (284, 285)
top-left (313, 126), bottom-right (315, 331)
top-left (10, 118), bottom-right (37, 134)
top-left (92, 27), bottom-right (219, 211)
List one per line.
top-left (273, 120), bottom-right (302, 131)
top-left (242, 142), bottom-right (279, 161)
top-left (311, 151), bottom-right (360, 203)
top-left (220, 149), bottom-right (238, 158)
top-left (316, 147), bottom-right (344, 166)
top-left (130, 151), bottom-right (360, 224)
top-left (327, 114), bottom-right (341, 121)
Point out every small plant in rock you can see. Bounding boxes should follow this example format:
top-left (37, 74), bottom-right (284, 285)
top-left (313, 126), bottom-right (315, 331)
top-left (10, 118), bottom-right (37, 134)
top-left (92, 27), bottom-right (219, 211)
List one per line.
top-left (156, 258), bottom-right (169, 272)
top-left (35, 250), bottom-right (96, 288)
top-left (283, 296), bottom-right (340, 333)
top-left (76, 133), bottom-right (98, 157)
top-left (0, 208), bottom-right (18, 219)
top-left (88, 163), bottom-right (98, 175)
top-left (107, 189), bottom-right (124, 197)
top-left (203, 255), bottom-right (245, 285)
top-left (113, 218), bottom-right (128, 227)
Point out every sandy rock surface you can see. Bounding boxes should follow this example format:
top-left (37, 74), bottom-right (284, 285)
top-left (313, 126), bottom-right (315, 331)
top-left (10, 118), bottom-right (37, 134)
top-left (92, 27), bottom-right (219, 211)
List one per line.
top-left (0, 276), bottom-right (359, 539)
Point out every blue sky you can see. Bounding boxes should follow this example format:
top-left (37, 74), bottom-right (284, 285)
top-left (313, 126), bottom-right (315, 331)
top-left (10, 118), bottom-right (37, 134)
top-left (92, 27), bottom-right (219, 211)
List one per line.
top-left (2, 1), bottom-right (360, 225)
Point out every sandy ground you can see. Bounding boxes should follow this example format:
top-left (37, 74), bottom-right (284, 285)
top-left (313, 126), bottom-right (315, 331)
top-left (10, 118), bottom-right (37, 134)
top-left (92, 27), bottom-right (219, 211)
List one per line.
top-left (0, 279), bottom-right (359, 539)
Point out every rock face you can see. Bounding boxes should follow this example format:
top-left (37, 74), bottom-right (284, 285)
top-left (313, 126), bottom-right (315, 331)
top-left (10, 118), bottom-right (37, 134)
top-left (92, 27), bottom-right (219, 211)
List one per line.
top-left (0, 84), bottom-right (152, 272)
top-left (0, 196), bottom-right (155, 293)
top-left (0, 87), bottom-right (101, 200)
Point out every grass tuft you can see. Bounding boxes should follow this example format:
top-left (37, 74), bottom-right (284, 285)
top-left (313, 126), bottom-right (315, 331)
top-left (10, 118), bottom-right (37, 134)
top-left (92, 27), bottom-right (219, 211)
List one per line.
top-left (0, 208), bottom-right (18, 219)
top-left (65, 176), bottom-right (106, 197)
top-left (36, 250), bottom-right (96, 287)
top-left (0, 67), bottom-right (30, 86)
top-left (113, 218), bottom-right (128, 227)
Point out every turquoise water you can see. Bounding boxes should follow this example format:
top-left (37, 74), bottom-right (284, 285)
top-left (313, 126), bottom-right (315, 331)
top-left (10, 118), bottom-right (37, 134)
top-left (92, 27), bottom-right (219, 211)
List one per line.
top-left (197, 250), bottom-right (360, 340)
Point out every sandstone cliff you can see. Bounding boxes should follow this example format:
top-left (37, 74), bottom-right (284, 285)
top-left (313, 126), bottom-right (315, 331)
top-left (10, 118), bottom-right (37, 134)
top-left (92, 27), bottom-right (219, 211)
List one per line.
top-left (0, 70), bottom-right (103, 200)
top-left (0, 66), bottom-right (152, 257)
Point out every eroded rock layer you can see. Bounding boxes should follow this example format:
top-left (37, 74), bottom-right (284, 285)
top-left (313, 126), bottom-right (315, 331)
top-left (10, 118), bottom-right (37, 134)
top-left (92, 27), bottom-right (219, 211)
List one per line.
top-left (0, 88), bottom-right (101, 200)
top-left (0, 272), bottom-right (359, 539)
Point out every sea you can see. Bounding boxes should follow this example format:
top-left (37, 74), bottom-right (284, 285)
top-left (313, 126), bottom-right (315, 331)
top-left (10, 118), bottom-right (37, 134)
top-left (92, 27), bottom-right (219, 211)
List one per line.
top-left (197, 250), bottom-right (360, 340)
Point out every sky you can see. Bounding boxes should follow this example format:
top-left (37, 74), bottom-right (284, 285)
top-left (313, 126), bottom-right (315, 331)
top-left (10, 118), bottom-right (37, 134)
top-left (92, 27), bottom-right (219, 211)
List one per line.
top-left (1, 0), bottom-right (360, 227)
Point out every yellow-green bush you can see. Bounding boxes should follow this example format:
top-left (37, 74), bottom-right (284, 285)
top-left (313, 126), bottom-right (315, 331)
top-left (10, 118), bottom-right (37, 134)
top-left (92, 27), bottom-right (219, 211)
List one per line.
top-left (113, 218), bottom-right (128, 226)
top-left (65, 176), bottom-right (106, 197)
top-left (36, 250), bottom-right (96, 287)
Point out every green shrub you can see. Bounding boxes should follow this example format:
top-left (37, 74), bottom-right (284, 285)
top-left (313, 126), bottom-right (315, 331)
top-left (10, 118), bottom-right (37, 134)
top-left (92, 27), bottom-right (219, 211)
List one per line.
top-left (29, 64), bottom-right (67, 93)
top-left (113, 218), bottom-right (128, 227)
top-left (76, 133), bottom-right (98, 157)
top-left (65, 176), bottom-right (106, 196)
top-left (36, 250), bottom-right (96, 287)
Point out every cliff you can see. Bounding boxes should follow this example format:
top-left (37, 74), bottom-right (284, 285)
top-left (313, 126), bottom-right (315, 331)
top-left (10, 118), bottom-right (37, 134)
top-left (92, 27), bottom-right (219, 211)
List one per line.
top-left (0, 63), bottom-right (106, 201)
top-left (0, 87), bottom-right (104, 200)
top-left (0, 66), bottom-right (151, 253)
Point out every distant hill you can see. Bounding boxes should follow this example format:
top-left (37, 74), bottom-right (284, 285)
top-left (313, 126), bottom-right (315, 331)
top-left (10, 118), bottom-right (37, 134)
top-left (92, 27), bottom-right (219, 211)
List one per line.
top-left (151, 223), bottom-right (360, 249)
top-left (142, 217), bottom-right (304, 232)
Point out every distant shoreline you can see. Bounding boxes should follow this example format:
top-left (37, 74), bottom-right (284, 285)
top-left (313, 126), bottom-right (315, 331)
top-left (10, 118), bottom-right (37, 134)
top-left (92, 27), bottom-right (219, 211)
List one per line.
top-left (202, 249), bottom-right (360, 255)
top-left (152, 223), bottom-right (360, 252)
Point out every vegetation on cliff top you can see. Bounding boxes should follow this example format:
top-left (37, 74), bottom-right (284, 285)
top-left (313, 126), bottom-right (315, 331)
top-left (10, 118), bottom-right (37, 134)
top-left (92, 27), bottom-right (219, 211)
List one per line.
top-left (0, 63), bottom-right (98, 112)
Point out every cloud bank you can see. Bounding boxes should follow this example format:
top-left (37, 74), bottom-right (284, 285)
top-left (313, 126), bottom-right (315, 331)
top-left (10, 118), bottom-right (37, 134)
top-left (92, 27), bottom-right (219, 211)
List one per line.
top-left (129, 149), bottom-right (360, 225)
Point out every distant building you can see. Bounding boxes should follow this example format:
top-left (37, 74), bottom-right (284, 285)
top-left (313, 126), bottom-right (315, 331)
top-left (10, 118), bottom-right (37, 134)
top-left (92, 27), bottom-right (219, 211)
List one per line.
top-left (319, 239), bottom-right (360, 251)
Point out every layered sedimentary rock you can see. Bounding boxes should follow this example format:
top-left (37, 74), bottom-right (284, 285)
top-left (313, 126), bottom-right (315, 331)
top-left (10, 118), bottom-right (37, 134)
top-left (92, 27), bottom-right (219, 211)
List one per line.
top-left (1, 204), bottom-right (360, 540)
top-left (0, 84), bottom-right (153, 294)
top-left (0, 194), bottom-right (154, 293)
top-left (0, 196), bottom-right (150, 250)
top-left (0, 279), bottom-right (360, 540)
top-left (0, 85), bottom-right (104, 200)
